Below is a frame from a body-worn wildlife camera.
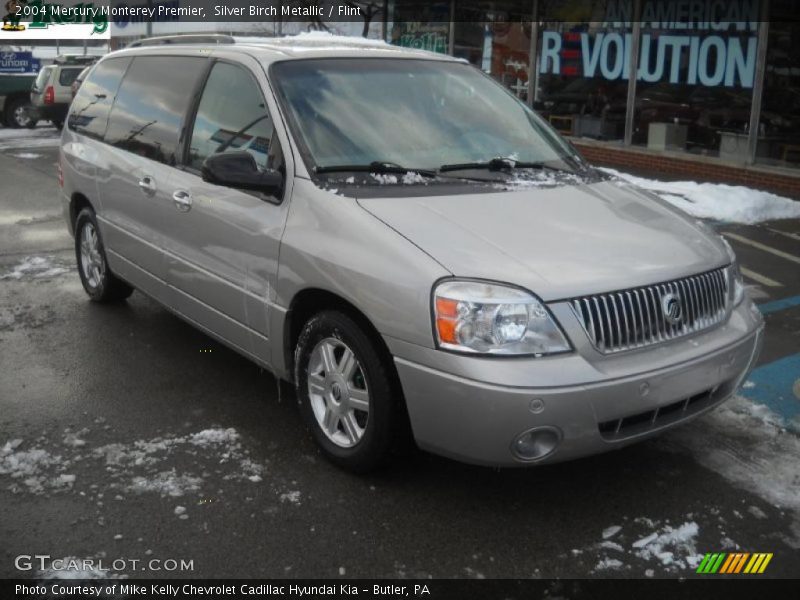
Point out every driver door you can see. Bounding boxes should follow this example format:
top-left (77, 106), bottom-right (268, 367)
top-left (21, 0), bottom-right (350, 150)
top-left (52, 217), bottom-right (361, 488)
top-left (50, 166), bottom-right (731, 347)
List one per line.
top-left (161, 57), bottom-right (293, 366)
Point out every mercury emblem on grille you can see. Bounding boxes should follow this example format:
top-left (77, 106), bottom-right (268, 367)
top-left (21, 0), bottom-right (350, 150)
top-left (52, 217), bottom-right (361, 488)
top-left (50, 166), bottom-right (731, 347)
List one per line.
top-left (661, 292), bottom-right (683, 325)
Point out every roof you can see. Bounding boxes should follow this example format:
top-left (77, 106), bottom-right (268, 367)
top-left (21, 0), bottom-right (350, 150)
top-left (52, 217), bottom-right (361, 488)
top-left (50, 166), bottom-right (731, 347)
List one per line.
top-left (116, 31), bottom-right (458, 63)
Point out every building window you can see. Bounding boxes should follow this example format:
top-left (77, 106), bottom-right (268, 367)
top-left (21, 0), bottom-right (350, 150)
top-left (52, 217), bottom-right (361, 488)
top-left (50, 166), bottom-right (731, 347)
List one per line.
top-left (757, 2), bottom-right (800, 170)
top-left (632, 2), bottom-right (759, 159)
top-left (389, 1), bottom-right (451, 53)
top-left (535, 1), bottom-right (630, 142)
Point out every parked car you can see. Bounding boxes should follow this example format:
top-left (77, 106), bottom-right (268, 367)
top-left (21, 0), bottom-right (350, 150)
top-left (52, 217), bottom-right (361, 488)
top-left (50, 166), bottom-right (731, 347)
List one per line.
top-left (70, 65), bottom-right (93, 100)
top-left (60, 35), bottom-right (764, 472)
top-left (30, 55), bottom-right (96, 129)
top-left (0, 72), bottom-right (37, 127)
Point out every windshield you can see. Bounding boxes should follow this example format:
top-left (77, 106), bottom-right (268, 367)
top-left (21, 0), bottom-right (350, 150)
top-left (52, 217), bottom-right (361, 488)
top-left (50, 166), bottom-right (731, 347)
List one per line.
top-left (271, 58), bottom-right (578, 174)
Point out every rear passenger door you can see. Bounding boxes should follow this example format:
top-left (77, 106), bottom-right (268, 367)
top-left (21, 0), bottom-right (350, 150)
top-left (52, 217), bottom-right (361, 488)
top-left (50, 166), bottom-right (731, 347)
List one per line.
top-left (163, 56), bottom-right (294, 365)
top-left (97, 55), bottom-right (208, 299)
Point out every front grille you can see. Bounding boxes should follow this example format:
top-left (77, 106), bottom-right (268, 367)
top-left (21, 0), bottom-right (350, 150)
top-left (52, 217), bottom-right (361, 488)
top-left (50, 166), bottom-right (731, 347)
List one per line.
top-left (570, 267), bottom-right (730, 354)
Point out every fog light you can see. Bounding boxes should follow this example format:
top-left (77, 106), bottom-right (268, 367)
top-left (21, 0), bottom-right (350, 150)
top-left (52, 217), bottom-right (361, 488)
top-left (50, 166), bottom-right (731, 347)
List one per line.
top-left (511, 427), bottom-right (561, 462)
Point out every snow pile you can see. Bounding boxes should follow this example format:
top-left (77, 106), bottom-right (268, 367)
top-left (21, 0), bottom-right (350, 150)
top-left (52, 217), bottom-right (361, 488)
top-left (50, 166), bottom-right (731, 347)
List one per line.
top-left (1, 256), bottom-right (70, 280)
top-left (659, 395), bottom-right (800, 518)
top-left (279, 490), bottom-right (302, 505)
top-left (93, 428), bottom-right (264, 497)
top-left (602, 167), bottom-right (800, 224)
top-left (602, 525), bottom-right (622, 539)
top-left (0, 439), bottom-right (74, 494)
top-left (594, 557), bottom-right (624, 571)
top-left (631, 522), bottom-right (703, 570)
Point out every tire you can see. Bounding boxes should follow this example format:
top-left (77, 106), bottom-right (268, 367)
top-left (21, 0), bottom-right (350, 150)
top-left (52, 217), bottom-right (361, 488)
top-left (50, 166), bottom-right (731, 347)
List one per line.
top-left (295, 310), bottom-right (399, 473)
top-left (74, 208), bottom-right (133, 303)
top-left (5, 97), bottom-right (33, 128)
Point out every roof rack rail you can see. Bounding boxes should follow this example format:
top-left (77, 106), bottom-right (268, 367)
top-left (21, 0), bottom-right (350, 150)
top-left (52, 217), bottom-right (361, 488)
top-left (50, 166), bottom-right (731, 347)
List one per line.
top-left (128, 34), bottom-right (236, 48)
top-left (53, 54), bottom-right (98, 65)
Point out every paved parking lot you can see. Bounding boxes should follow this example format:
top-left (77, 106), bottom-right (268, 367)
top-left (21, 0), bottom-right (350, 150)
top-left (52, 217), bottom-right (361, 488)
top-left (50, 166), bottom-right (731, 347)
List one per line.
top-left (1, 126), bottom-right (799, 579)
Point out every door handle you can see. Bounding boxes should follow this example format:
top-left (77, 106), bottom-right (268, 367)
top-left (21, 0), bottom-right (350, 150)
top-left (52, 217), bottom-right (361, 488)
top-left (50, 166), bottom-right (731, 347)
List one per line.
top-left (138, 176), bottom-right (156, 195)
top-left (172, 190), bottom-right (193, 212)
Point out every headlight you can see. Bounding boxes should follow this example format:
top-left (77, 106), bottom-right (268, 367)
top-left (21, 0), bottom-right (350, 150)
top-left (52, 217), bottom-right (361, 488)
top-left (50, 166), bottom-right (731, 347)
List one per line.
top-left (729, 262), bottom-right (745, 306)
top-left (433, 280), bottom-right (571, 356)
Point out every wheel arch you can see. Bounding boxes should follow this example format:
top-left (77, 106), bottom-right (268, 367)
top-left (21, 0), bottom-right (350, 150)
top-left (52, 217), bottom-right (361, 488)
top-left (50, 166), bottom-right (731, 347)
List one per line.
top-left (69, 192), bottom-right (94, 235)
top-left (283, 288), bottom-right (397, 386)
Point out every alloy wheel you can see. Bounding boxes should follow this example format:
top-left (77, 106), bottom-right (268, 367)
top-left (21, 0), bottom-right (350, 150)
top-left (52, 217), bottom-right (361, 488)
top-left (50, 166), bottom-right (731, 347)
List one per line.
top-left (79, 221), bottom-right (105, 289)
top-left (307, 337), bottom-right (370, 448)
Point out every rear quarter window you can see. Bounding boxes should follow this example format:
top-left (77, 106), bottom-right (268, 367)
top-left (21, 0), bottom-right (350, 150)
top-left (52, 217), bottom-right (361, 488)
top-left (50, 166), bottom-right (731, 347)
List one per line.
top-left (104, 55), bottom-right (208, 166)
top-left (68, 58), bottom-right (131, 140)
top-left (58, 68), bottom-right (83, 87)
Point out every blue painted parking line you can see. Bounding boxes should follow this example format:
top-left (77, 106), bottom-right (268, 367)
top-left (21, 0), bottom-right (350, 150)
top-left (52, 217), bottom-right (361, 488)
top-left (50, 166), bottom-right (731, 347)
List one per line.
top-left (756, 295), bottom-right (800, 316)
top-left (739, 354), bottom-right (800, 423)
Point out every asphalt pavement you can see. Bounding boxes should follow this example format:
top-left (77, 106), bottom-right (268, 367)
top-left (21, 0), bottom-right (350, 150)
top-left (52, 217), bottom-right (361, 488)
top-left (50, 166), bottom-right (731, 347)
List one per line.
top-left (1, 126), bottom-right (799, 580)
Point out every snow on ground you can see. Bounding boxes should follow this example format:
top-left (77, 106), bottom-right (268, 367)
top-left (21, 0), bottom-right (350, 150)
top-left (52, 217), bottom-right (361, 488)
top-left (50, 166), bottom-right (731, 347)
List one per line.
top-left (658, 395), bottom-right (800, 545)
top-left (11, 152), bottom-right (42, 159)
top-left (631, 522), bottom-right (703, 570)
top-left (279, 490), bottom-right (302, 505)
top-left (588, 518), bottom-right (703, 574)
top-left (0, 427), bottom-right (264, 497)
top-left (0, 125), bottom-right (60, 150)
top-left (1, 256), bottom-right (70, 280)
top-left (602, 167), bottom-right (800, 224)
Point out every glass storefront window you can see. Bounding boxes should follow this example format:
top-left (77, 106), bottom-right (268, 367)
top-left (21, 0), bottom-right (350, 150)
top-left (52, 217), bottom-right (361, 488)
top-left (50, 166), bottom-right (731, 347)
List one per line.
top-left (632, 2), bottom-right (758, 159)
top-left (453, 20), bottom-right (532, 102)
top-left (535, 1), bottom-right (630, 141)
top-left (757, 1), bottom-right (800, 169)
top-left (388, 1), bottom-right (451, 54)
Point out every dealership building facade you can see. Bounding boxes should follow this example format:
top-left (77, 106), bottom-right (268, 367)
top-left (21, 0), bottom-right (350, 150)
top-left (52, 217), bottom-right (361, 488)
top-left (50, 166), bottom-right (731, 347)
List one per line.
top-left (18, 0), bottom-right (797, 195)
top-left (383, 0), bottom-right (799, 196)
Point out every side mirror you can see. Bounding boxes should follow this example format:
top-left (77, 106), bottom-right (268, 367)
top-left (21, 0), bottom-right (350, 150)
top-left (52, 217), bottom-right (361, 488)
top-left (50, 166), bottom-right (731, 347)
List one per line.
top-left (201, 151), bottom-right (282, 196)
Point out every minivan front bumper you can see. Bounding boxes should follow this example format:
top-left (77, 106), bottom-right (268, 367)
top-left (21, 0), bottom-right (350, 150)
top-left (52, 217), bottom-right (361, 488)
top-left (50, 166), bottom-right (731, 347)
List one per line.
top-left (390, 301), bottom-right (764, 467)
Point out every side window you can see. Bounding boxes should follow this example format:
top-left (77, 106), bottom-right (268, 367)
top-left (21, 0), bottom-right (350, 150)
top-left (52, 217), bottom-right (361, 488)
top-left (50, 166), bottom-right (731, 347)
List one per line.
top-left (104, 56), bottom-right (207, 166)
top-left (188, 62), bottom-right (276, 172)
top-left (59, 68), bottom-right (82, 87)
top-left (67, 58), bottom-right (130, 140)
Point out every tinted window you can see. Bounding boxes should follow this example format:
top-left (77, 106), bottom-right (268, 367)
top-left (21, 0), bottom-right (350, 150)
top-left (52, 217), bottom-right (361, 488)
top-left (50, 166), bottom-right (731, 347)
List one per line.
top-left (105, 56), bottom-right (207, 166)
top-left (68, 58), bottom-right (130, 140)
top-left (188, 62), bottom-right (274, 171)
top-left (59, 68), bottom-right (82, 87)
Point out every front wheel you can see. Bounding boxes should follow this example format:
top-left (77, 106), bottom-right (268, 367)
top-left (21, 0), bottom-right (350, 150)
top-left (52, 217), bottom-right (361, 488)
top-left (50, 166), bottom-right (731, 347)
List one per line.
top-left (295, 310), bottom-right (399, 473)
top-left (74, 208), bottom-right (133, 302)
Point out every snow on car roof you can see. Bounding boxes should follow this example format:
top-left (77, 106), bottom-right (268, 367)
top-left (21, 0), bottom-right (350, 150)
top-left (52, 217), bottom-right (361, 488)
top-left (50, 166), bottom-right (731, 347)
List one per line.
top-left (233, 31), bottom-right (451, 60)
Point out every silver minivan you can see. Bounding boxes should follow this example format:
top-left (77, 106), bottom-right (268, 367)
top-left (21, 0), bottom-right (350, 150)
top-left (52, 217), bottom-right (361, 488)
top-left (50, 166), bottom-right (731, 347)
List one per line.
top-left (60, 34), bottom-right (764, 472)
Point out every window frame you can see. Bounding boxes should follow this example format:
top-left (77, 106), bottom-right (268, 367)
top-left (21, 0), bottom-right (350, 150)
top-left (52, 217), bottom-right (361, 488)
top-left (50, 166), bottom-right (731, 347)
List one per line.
top-left (180, 57), bottom-right (286, 205)
top-left (67, 56), bottom-right (132, 141)
top-left (102, 53), bottom-right (211, 168)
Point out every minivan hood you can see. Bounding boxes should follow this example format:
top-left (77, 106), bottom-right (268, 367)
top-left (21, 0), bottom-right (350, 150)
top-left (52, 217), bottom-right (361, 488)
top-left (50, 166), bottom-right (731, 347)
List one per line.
top-left (357, 180), bottom-right (729, 301)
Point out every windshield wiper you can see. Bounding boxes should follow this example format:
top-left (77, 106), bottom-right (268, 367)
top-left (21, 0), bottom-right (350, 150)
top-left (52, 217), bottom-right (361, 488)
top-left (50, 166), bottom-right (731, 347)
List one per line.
top-left (314, 161), bottom-right (437, 178)
top-left (438, 157), bottom-right (575, 175)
